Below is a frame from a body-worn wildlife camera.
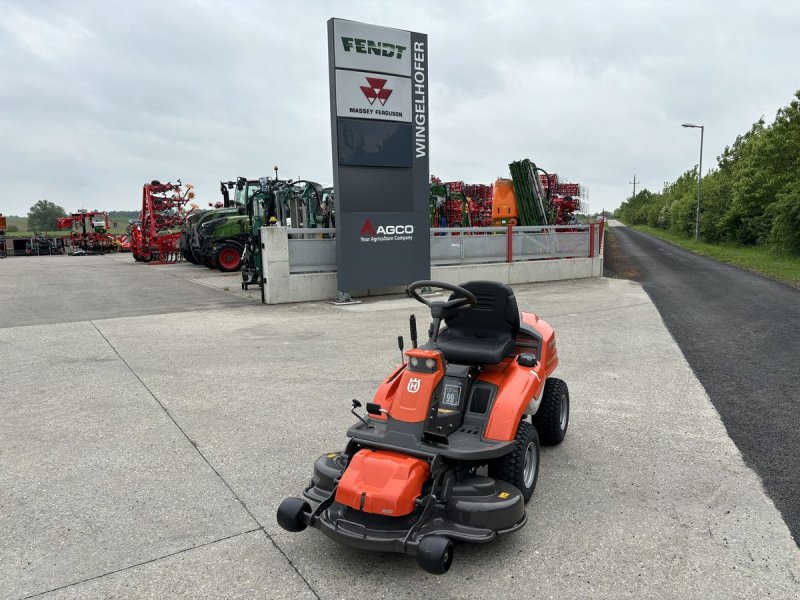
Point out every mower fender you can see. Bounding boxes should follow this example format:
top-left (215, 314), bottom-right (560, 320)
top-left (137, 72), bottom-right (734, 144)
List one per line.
top-left (482, 360), bottom-right (545, 441)
top-left (521, 312), bottom-right (558, 377)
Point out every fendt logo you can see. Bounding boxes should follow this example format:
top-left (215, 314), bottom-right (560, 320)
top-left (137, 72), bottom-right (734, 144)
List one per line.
top-left (360, 77), bottom-right (392, 106)
top-left (359, 219), bottom-right (414, 243)
top-left (341, 37), bottom-right (406, 59)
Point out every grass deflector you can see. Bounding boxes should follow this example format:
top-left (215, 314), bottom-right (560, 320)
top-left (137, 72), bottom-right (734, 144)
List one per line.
top-left (277, 280), bottom-right (570, 574)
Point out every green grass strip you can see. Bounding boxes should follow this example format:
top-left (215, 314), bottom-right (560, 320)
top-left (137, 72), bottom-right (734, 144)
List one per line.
top-left (628, 224), bottom-right (800, 287)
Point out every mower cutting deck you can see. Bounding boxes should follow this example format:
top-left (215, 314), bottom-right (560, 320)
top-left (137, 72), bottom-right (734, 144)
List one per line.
top-left (277, 280), bottom-right (570, 574)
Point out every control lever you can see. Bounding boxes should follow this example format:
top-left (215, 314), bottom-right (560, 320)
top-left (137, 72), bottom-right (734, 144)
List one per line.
top-left (409, 315), bottom-right (418, 348)
top-left (350, 399), bottom-right (370, 428)
top-left (397, 335), bottom-right (404, 364)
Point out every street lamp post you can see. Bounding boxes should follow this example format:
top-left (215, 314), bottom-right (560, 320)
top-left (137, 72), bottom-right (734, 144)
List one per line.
top-left (681, 123), bottom-right (704, 241)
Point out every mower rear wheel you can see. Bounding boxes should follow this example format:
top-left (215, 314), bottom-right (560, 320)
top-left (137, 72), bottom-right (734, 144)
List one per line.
top-left (214, 243), bottom-right (243, 272)
top-left (488, 421), bottom-right (540, 503)
top-left (533, 378), bottom-right (569, 445)
top-left (276, 497), bottom-right (311, 532)
top-left (416, 535), bottom-right (454, 575)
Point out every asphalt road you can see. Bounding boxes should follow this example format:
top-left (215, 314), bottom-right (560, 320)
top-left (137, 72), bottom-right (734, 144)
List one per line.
top-left (606, 222), bottom-right (800, 544)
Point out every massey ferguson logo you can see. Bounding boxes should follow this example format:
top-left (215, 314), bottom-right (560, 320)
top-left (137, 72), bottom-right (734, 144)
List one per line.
top-left (407, 378), bottom-right (421, 393)
top-left (360, 77), bottom-right (392, 106)
top-left (360, 219), bottom-right (414, 243)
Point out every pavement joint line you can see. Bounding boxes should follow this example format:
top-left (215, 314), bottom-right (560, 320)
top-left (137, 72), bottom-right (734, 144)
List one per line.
top-left (88, 320), bottom-right (261, 526)
top-left (87, 320), bottom-right (321, 599)
top-left (23, 528), bottom-right (263, 599)
top-left (258, 529), bottom-right (322, 600)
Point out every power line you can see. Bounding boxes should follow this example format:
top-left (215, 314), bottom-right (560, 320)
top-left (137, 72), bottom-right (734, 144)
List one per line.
top-left (629, 174), bottom-right (640, 199)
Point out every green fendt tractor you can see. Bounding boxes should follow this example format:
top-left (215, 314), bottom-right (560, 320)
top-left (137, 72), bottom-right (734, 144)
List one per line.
top-left (181, 180), bottom-right (254, 270)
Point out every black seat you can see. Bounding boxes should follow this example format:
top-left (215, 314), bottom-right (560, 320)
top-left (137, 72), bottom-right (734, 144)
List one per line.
top-left (436, 281), bottom-right (520, 364)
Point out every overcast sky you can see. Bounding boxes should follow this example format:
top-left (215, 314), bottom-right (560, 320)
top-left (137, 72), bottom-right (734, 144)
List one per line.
top-left (1, 0), bottom-right (798, 216)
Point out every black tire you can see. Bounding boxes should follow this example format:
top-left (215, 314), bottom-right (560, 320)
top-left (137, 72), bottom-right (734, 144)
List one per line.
top-left (488, 421), bottom-right (539, 503)
top-left (183, 248), bottom-right (198, 264)
top-left (533, 378), bottom-right (569, 445)
top-left (276, 497), bottom-right (310, 532)
top-left (416, 535), bottom-right (454, 574)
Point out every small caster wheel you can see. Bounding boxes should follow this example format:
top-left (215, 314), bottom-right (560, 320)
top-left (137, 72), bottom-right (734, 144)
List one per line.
top-left (276, 497), bottom-right (310, 532)
top-left (416, 535), bottom-right (453, 574)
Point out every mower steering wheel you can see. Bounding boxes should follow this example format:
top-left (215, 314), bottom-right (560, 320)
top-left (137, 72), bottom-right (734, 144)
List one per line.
top-left (407, 280), bottom-right (478, 312)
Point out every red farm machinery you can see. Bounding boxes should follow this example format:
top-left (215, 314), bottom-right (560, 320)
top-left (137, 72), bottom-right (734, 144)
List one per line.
top-left (56, 211), bottom-right (116, 254)
top-left (431, 160), bottom-right (586, 230)
top-left (539, 173), bottom-right (584, 226)
top-left (130, 180), bottom-right (195, 263)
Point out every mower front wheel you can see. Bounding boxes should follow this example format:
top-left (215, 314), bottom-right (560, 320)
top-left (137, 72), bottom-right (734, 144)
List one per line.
top-left (534, 377), bottom-right (569, 445)
top-left (276, 497), bottom-right (311, 532)
top-left (416, 535), bottom-right (454, 574)
top-left (488, 421), bottom-right (540, 503)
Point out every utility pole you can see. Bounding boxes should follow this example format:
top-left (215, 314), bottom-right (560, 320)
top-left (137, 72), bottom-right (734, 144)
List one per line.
top-left (629, 174), bottom-right (640, 200)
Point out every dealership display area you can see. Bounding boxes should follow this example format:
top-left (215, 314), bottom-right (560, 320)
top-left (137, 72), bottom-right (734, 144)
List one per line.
top-left (1, 256), bottom-right (798, 598)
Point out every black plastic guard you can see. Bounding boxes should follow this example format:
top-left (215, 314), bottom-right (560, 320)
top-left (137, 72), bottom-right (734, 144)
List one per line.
top-left (309, 477), bottom-right (526, 556)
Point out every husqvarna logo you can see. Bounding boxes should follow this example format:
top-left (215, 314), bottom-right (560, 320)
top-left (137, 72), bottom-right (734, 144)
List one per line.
top-left (360, 218), bottom-right (414, 243)
top-left (407, 378), bottom-right (421, 393)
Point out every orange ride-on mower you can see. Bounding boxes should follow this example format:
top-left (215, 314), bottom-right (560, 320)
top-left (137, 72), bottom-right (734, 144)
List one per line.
top-left (277, 280), bottom-right (569, 574)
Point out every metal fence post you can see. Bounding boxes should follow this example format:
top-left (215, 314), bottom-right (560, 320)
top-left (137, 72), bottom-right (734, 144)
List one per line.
top-left (589, 223), bottom-right (595, 258)
top-left (598, 219), bottom-right (605, 255)
top-left (506, 223), bottom-right (513, 262)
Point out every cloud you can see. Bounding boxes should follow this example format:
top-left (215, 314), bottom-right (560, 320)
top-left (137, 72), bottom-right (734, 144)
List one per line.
top-left (1, 0), bottom-right (798, 216)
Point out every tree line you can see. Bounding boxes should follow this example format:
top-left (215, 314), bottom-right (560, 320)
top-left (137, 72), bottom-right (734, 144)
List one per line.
top-left (615, 91), bottom-right (800, 255)
top-left (5, 202), bottom-right (140, 232)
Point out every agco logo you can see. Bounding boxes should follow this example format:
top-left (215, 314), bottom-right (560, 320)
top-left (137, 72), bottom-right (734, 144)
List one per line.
top-left (360, 218), bottom-right (414, 238)
top-left (407, 378), bottom-right (421, 393)
top-left (341, 37), bottom-right (406, 59)
top-left (360, 77), bottom-right (392, 106)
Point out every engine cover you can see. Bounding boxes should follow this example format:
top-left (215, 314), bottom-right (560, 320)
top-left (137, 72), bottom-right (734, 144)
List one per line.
top-left (335, 449), bottom-right (430, 517)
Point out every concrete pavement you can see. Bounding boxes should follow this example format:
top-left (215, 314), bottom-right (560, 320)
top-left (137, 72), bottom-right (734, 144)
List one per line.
top-left (1, 255), bottom-right (798, 598)
top-left (606, 220), bottom-right (800, 544)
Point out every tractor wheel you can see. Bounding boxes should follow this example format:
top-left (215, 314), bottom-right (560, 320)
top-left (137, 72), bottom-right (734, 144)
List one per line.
top-left (183, 248), bottom-right (198, 264)
top-left (416, 536), bottom-right (454, 575)
top-left (214, 244), bottom-right (242, 272)
top-left (276, 497), bottom-right (310, 532)
top-left (533, 378), bottom-right (569, 446)
top-left (204, 255), bottom-right (216, 269)
top-left (488, 421), bottom-right (539, 503)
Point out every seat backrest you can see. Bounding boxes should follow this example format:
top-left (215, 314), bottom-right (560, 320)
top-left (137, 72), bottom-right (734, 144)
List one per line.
top-left (444, 281), bottom-right (520, 336)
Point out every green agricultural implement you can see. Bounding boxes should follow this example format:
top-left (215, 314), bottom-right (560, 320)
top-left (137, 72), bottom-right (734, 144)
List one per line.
top-left (508, 159), bottom-right (552, 226)
top-left (240, 174), bottom-right (334, 291)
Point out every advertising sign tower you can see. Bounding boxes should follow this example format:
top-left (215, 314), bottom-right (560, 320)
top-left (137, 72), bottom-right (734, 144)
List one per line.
top-left (327, 18), bottom-right (430, 296)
